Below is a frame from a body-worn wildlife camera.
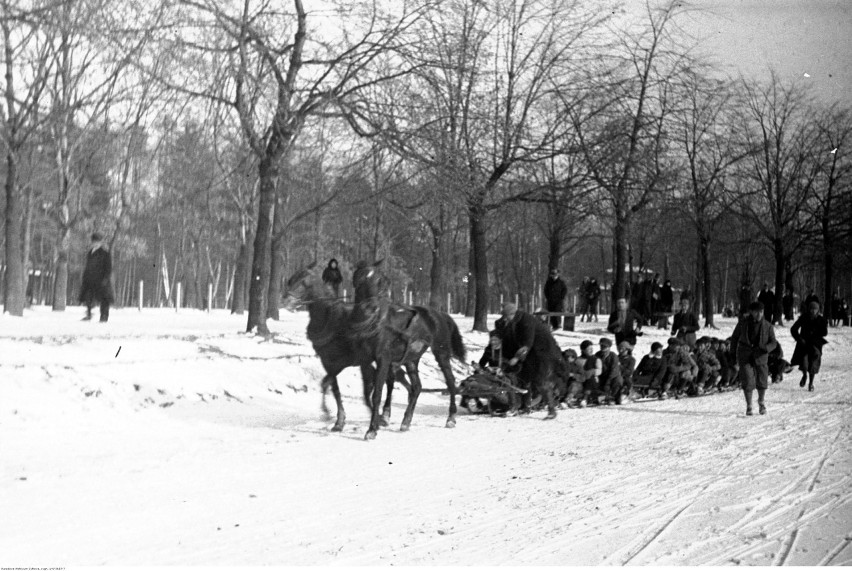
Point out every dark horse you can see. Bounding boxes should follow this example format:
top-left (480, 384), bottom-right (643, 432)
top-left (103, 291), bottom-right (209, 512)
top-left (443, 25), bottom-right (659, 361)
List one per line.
top-left (285, 264), bottom-right (409, 432)
top-left (351, 260), bottom-right (467, 440)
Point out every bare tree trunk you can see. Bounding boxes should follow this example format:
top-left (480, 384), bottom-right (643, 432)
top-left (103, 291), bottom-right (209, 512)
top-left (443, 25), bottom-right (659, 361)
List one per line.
top-left (700, 236), bottom-right (715, 327)
top-left (822, 215), bottom-right (833, 312)
top-left (21, 183), bottom-right (34, 306)
top-left (3, 150), bottom-right (24, 315)
top-left (267, 193), bottom-right (286, 320)
top-left (428, 212), bottom-right (445, 310)
top-left (613, 212), bottom-right (629, 306)
top-left (246, 158), bottom-right (275, 334)
top-left (469, 200), bottom-right (488, 331)
top-left (773, 238), bottom-right (786, 325)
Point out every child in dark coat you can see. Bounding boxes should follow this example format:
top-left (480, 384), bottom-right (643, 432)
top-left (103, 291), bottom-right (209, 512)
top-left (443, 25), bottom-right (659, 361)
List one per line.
top-left (790, 300), bottom-right (829, 392)
top-left (596, 338), bottom-right (624, 405)
top-left (577, 340), bottom-right (602, 407)
top-left (617, 341), bottom-right (636, 401)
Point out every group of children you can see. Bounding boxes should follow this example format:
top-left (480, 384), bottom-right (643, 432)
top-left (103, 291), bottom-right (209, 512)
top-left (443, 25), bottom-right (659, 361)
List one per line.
top-left (462, 330), bottom-right (793, 414)
top-left (562, 335), bottom-right (755, 408)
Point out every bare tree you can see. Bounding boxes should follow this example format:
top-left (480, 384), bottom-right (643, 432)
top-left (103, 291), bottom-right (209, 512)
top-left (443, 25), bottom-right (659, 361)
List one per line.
top-left (569, 0), bottom-right (689, 306)
top-left (350, 0), bottom-right (606, 330)
top-left (672, 71), bottom-right (748, 327)
top-left (808, 104), bottom-right (852, 308)
top-left (737, 72), bottom-right (821, 325)
top-left (1, 0), bottom-right (54, 315)
top-left (160, 0), bottom-right (427, 334)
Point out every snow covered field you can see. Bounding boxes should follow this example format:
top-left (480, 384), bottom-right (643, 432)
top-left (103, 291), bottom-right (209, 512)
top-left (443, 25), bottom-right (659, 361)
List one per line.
top-left (1, 306), bottom-right (850, 566)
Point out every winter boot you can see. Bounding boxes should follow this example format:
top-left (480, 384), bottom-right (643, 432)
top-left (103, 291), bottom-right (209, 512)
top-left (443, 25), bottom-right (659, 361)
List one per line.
top-left (744, 389), bottom-right (754, 416)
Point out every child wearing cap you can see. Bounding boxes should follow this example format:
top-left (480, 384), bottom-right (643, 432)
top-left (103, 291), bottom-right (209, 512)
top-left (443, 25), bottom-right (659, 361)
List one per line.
top-left (633, 342), bottom-right (664, 398)
top-left (562, 348), bottom-right (584, 405)
top-left (657, 338), bottom-right (698, 399)
top-left (596, 337), bottom-right (623, 405)
top-left (577, 340), bottom-right (602, 407)
top-left (694, 336), bottom-right (721, 395)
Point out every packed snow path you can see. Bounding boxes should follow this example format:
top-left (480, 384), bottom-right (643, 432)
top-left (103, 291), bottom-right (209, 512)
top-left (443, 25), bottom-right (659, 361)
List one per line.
top-left (2, 308), bottom-right (850, 566)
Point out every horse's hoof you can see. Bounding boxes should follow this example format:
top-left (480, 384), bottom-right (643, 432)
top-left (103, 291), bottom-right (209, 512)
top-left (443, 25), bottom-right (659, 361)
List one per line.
top-left (379, 417), bottom-right (389, 427)
top-left (331, 424), bottom-right (344, 432)
top-left (364, 430), bottom-right (377, 441)
top-left (445, 419), bottom-right (456, 428)
top-left (399, 424), bottom-right (410, 432)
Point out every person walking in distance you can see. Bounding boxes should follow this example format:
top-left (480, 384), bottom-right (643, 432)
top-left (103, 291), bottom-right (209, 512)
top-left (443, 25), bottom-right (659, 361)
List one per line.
top-left (659, 279), bottom-right (674, 328)
top-left (730, 301), bottom-right (778, 416)
top-left (321, 258), bottom-right (343, 298)
top-left (790, 300), bottom-right (829, 392)
top-left (79, 232), bottom-right (114, 322)
top-left (585, 278), bottom-right (601, 322)
top-left (543, 267), bottom-right (568, 330)
top-left (757, 283), bottom-right (776, 324)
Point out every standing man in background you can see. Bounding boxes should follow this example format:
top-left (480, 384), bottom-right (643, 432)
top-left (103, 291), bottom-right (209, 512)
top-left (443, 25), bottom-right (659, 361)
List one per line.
top-left (322, 258), bottom-right (343, 298)
top-left (79, 232), bottom-right (113, 323)
top-left (543, 268), bottom-right (568, 330)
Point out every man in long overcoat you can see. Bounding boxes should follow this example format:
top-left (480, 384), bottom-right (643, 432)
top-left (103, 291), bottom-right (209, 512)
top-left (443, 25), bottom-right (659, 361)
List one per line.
top-left (731, 301), bottom-right (778, 416)
top-left (79, 232), bottom-right (114, 322)
top-left (790, 300), bottom-right (828, 391)
top-left (499, 303), bottom-right (560, 419)
top-left (543, 268), bottom-right (568, 330)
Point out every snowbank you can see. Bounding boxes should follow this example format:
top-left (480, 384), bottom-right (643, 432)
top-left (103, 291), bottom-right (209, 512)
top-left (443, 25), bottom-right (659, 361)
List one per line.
top-left (1, 306), bottom-right (850, 565)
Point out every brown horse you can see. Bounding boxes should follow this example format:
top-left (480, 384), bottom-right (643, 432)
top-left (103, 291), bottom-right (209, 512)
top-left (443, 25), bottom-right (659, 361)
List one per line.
top-left (284, 264), bottom-right (409, 432)
top-left (350, 260), bottom-right (466, 440)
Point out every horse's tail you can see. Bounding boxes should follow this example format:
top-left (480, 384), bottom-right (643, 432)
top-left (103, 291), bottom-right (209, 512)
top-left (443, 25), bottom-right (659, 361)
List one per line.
top-left (447, 315), bottom-right (467, 363)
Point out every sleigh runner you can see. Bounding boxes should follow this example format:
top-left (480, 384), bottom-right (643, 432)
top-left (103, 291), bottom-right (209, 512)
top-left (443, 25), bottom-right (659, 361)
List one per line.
top-left (458, 369), bottom-right (528, 415)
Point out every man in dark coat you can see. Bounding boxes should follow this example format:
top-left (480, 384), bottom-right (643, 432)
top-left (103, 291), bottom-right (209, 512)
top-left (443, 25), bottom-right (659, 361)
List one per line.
top-left (607, 297), bottom-right (643, 347)
top-left (79, 232), bottom-right (113, 322)
top-left (782, 288), bottom-right (795, 322)
top-left (585, 278), bottom-right (601, 322)
top-left (757, 283), bottom-right (776, 324)
top-left (730, 301), bottom-right (778, 416)
top-left (543, 268), bottom-right (568, 330)
top-left (577, 278), bottom-right (589, 322)
top-left (671, 297), bottom-right (700, 350)
top-left (500, 302), bottom-right (560, 419)
top-left (658, 279), bottom-right (674, 328)
top-left (790, 300), bottom-right (828, 392)
top-left (321, 258), bottom-right (343, 297)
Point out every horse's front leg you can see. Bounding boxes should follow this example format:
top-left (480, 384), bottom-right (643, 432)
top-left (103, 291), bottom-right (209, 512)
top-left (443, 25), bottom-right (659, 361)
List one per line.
top-left (381, 368), bottom-right (404, 426)
top-left (437, 356), bottom-right (458, 428)
top-left (321, 375), bottom-right (346, 432)
top-left (365, 359), bottom-right (391, 441)
top-left (399, 362), bottom-right (422, 432)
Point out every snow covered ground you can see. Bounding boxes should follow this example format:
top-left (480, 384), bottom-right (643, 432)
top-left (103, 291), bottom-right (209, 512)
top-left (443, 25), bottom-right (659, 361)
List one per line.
top-left (1, 306), bottom-right (850, 566)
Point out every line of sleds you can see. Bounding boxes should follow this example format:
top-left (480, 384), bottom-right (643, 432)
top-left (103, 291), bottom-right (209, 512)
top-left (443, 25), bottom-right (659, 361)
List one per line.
top-left (458, 336), bottom-right (795, 416)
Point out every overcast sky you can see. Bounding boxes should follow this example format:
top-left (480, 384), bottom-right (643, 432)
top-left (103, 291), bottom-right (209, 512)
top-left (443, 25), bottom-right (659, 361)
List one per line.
top-left (675, 0), bottom-right (852, 104)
